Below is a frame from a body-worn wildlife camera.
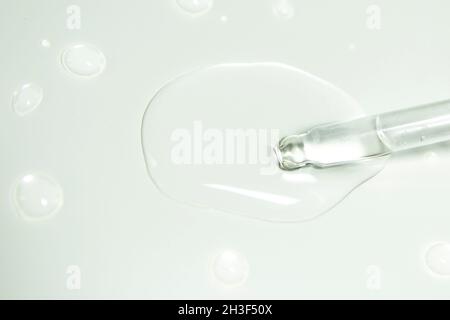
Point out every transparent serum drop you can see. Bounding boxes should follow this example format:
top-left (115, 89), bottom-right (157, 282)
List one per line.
top-left (12, 83), bottom-right (44, 116)
top-left (141, 63), bottom-right (385, 222)
top-left (12, 173), bottom-right (63, 221)
top-left (61, 44), bottom-right (106, 77)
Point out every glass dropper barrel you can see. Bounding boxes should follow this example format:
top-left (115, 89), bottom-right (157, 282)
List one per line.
top-left (276, 99), bottom-right (450, 169)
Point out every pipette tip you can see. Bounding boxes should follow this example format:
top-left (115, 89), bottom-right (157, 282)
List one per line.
top-left (275, 134), bottom-right (309, 170)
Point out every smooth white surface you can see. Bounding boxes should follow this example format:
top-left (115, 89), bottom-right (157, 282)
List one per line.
top-left (1, 0), bottom-right (450, 299)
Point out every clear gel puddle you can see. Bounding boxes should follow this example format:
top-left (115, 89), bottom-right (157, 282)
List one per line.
top-left (142, 63), bottom-right (386, 222)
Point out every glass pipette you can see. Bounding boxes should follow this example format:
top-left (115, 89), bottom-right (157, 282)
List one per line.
top-left (275, 99), bottom-right (450, 170)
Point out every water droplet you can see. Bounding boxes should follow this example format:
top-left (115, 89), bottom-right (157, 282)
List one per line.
top-left (12, 83), bottom-right (44, 116)
top-left (176, 0), bottom-right (213, 14)
top-left (425, 242), bottom-right (450, 276)
top-left (272, 0), bottom-right (295, 20)
top-left (220, 15), bottom-right (228, 23)
top-left (41, 39), bottom-right (51, 48)
top-left (141, 63), bottom-right (385, 222)
top-left (61, 44), bottom-right (106, 77)
top-left (212, 250), bottom-right (249, 286)
top-left (348, 43), bottom-right (357, 51)
top-left (13, 173), bottom-right (63, 220)
top-left (423, 151), bottom-right (439, 165)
